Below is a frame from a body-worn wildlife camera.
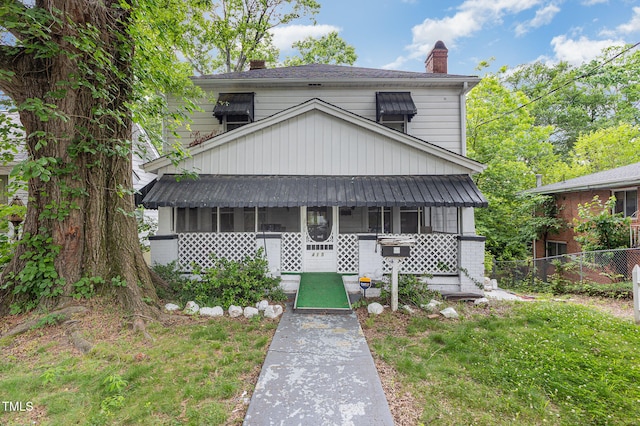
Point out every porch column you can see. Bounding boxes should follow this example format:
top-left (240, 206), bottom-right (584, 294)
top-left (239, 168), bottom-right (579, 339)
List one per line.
top-left (458, 235), bottom-right (486, 293)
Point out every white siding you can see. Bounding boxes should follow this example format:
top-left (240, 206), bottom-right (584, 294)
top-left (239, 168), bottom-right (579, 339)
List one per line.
top-left (166, 86), bottom-right (463, 155)
top-left (160, 109), bottom-right (470, 176)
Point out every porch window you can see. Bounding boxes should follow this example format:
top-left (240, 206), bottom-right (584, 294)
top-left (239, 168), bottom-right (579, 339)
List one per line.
top-left (400, 207), bottom-right (421, 233)
top-left (368, 207), bottom-right (391, 233)
top-left (176, 207), bottom-right (201, 232)
top-left (614, 189), bottom-right (637, 218)
top-left (219, 208), bottom-right (234, 232)
top-left (258, 207), bottom-right (300, 232)
top-left (546, 241), bottom-right (567, 257)
top-left (425, 207), bottom-right (459, 233)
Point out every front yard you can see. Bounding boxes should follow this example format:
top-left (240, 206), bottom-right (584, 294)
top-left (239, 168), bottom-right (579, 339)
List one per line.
top-left (1, 295), bottom-right (638, 425)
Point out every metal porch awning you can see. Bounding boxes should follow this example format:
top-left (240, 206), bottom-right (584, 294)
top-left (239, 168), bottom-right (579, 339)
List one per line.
top-left (213, 93), bottom-right (255, 122)
top-left (376, 92), bottom-right (418, 122)
top-left (142, 175), bottom-right (487, 209)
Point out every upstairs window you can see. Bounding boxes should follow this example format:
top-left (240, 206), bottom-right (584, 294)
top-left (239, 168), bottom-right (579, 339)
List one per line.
top-left (213, 93), bottom-right (254, 132)
top-left (376, 92), bottom-right (417, 133)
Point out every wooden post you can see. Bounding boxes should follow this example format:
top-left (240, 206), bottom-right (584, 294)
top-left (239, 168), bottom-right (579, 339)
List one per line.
top-left (391, 258), bottom-right (400, 312)
top-left (633, 265), bottom-right (640, 325)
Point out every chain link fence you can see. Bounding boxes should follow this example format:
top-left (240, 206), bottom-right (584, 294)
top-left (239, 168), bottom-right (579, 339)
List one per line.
top-left (493, 248), bottom-right (640, 291)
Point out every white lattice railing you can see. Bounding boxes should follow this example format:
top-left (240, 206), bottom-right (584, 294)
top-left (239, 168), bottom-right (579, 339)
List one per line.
top-left (381, 233), bottom-right (458, 275)
top-left (179, 232), bottom-right (258, 271)
top-left (337, 234), bottom-right (359, 273)
top-left (281, 232), bottom-right (303, 273)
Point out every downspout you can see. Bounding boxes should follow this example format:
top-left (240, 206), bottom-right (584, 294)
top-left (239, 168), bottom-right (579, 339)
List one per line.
top-left (459, 81), bottom-right (469, 156)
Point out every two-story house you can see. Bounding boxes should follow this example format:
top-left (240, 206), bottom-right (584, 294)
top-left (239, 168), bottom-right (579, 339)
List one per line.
top-left (142, 41), bottom-right (488, 294)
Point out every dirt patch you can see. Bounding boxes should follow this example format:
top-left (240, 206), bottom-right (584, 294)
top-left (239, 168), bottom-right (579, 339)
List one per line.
top-left (562, 295), bottom-right (635, 320)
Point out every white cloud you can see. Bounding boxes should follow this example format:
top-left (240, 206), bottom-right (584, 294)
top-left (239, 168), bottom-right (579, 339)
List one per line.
top-left (581, 0), bottom-right (607, 5)
top-left (384, 0), bottom-right (545, 69)
top-left (514, 3), bottom-right (561, 37)
top-left (615, 6), bottom-right (640, 34)
top-left (270, 24), bottom-right (341, 52)
top-left (550, 35), bottom-right (625, 65)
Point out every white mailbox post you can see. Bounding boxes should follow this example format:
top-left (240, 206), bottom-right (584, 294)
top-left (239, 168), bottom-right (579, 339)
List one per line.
top-left (378, 237), bottom-right (415, 312)
top-left (633, 265), bottom-right (640, 325)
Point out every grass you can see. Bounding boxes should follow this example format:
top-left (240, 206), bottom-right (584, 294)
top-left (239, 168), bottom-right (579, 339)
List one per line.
top-left (363, 301), bottom-right (640, 425)
top-left (0, 299), bottom-right (279, 425)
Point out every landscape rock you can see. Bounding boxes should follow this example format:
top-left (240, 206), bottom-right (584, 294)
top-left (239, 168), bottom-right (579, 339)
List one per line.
top-left (474, 297), bottom-right (490, 306)
top-left (183, 301), bottom-right (200, 315)
top-left (440, 307), bottom-right (459, 319)
top-left (367, 302), bottom-right (384, 315)
top-left (421, 299), bottom-right (443, 312)
top-left (164, 303), bottom-right (180, 312)
top-left (244, 306), bottom-right (260, 318)
top-left (256, 300), bottom-right (269, 311)
top-left (402, 305), bottom-right (416, 315)
top-left (484, 277), bottom-right (492, 291)
top-left (199, 306), bottom-right (224, 317)
top-left (228, 305), bottom-right (243, 318)
top-left (264, 305), bottom-right (284, 319)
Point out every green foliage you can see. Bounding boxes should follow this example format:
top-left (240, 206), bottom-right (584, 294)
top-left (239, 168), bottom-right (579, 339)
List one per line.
top-left (72, 276), bottom-right (104, 299)
top-left (185, 249), bottom-right (284, 309)
top-left (381, 274), bottom-right (440, 307)
top-left (181, 0), bottom-right (321, 74)
top-left (574, 196), bottom-right (630, 251)
top-left (467, 75), bottom-right (557, 260)
top-left (284, 31), bottom-right (357, 66)
top-left (99, 373), bottom-right (128, 415)
top-left (151, 260), bottom-right (191, 300)
top-left (1, 232), bottom-right (65, 314)
top-left (31, 312), bottom-right (66, 330)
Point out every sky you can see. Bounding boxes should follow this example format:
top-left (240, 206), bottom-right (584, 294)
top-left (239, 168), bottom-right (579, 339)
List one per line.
top-left (270, 0), bottom-right (640, 75)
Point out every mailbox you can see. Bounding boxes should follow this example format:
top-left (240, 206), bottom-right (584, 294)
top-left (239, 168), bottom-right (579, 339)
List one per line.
top-left (381, 245), bottom-right (411, 257)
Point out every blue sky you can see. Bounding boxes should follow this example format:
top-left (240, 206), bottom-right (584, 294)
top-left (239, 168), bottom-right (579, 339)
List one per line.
top-left (270, 0), bottom-right (640, 75)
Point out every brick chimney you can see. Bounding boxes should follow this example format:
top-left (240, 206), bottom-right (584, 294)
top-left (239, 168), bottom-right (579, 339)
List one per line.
top-left (249, 59), bottom-right (266, 70)
top-left (425, 40), bottom-right (448, 74)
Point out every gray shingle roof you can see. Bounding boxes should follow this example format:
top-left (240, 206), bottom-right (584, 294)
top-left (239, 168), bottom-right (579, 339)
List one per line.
top-left (193, 63), bottom-right (478, 81)
top-left (529, 162), bottom-right (640, 195)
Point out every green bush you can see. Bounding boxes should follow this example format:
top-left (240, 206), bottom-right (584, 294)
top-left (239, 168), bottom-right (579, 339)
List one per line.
top-left (381, 274), bottom-right (440, 307)
top-left (151, 260), bottom-right (191, 301)
top-left (565, 281), bottom-right (633, 299)
top-left (185, 248), bottom-right (285, 309)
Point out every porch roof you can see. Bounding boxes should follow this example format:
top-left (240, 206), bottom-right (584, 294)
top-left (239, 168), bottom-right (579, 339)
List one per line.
top-left (142, 174), bottom-right (487, 208)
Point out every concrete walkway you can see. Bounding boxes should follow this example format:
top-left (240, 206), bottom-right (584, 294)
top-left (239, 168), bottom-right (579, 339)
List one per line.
top-left (244, 307), bottom-right (394, 426)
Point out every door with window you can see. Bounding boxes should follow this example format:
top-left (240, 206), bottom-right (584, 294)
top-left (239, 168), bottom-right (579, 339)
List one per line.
top-left (303, 206), bottom-right (337, 272)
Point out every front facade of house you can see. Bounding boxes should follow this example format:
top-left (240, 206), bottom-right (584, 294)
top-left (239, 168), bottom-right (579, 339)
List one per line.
top-left (143, 45), bottom-right (488, 293)
top-left (529, 162), bottom-right (640, 258)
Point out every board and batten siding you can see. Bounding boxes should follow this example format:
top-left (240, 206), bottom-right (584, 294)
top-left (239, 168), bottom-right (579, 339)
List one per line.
top-left (158, 109), bottom-right (470, 177)
top-left (165, 86), bottom-right (463, 155)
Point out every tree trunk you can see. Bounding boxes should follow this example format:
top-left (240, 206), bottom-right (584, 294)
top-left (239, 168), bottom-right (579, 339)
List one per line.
top-left (0, 0), bottom-right (159, 317)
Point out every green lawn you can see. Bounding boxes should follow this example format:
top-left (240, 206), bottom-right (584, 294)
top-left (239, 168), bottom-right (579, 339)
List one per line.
top-left (0, 302), bottom-right (278, 426)
top-left (363, 301), bottom-right (640, 425)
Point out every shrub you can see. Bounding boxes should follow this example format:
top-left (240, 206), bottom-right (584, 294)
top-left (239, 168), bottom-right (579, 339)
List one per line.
top-left (381, 274), bottom-right (440, 307)
top-left (185, 248), bottom-right (285, 309)
top-left (151, 261), bottom-right (191, 301)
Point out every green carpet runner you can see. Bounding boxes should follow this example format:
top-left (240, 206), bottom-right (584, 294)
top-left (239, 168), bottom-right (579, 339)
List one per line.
top-left (295, 273), bottom-right (350, 310)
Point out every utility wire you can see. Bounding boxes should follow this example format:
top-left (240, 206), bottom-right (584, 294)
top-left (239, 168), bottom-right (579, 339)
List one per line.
top-left (474, 41), bottom-right (640, 129)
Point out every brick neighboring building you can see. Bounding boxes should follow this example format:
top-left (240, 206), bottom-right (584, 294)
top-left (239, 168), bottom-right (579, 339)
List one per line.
top-left (528, 163), bottom-right (640, 258)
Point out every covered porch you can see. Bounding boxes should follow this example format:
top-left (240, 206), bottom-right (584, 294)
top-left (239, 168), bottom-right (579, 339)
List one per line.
top-left (143, 174), bottom-right (488, 293)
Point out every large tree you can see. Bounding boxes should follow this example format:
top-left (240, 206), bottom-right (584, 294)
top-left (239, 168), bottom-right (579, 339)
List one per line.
top-left (504, 45), bottom-right (640, 157)
top-left (283, 31), bottom-right (357, 66)
top-left (0, 0), bottom-right (194, 316)
top-left (467, 74), bottom-right (557, 260)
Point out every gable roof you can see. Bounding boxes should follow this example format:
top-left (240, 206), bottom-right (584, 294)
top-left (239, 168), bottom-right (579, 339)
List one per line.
top-left (143, 98), bottom-right (485, 174)
top-left (529, 162), bottom-right (640, 195)
top-left (194, 63), bottom-right (479, 82)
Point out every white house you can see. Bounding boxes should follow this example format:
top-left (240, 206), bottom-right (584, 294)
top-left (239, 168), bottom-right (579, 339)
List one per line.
top-left (142, 42), bottom-right (488, 294)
